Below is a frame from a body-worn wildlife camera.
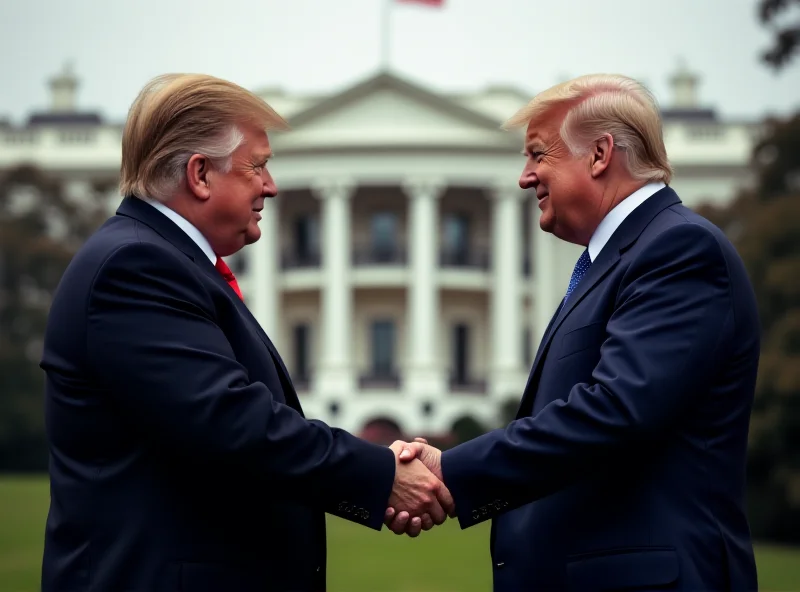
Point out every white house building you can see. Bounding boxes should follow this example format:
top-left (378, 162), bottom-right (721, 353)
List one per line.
top-left (0, 63), bottom-right (761, 440)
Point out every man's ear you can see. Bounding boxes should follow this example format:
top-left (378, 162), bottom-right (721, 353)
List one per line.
top-left (185, 154), bottom-right (212, 200)
top-left (589, 133), bottom-right (614, 178)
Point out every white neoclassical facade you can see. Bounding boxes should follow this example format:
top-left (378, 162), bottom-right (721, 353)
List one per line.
top-left (0, 63), bottom-right (762, 438)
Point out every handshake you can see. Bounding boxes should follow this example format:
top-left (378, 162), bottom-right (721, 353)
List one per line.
top-left (384, 438), bottom-right (454, 537)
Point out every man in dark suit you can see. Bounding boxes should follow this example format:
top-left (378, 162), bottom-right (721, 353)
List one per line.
top-left (40, 73), bottom-right (453, 592)
top-left (390, 74), bottom-right (760, 591)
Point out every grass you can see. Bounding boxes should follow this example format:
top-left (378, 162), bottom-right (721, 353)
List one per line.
top-left (0, 476), bottom-right (50, 591)
top-left (1, 475), bottom-right (799, 591)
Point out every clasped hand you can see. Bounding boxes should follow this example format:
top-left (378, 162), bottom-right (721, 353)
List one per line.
top-left (385, 438), bottom-right (453, 537)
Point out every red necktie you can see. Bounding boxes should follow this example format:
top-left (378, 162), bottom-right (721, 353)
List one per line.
top-left (215, 257), bottom-right (244, 301)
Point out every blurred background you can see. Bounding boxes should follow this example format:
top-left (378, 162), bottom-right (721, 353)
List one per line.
top-left (1, 0), bottom-right (798, 590)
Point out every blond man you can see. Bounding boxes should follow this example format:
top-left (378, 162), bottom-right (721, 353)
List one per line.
top-left (40, 74), bottom-right (453, 592)
top-left (394, 74), bottom-right (760, 592)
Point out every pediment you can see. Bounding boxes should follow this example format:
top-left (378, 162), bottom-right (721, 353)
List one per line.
top-left (274, 72), bottom-right (518, 150)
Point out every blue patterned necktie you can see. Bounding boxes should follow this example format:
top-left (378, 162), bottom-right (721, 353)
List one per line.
top-left (564, 249), bottom-right (592, 302)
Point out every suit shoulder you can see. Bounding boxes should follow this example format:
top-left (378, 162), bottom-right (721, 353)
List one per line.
top-left (622, 216), bottom-right (732, 293)
top-left (54, 216), bottom-right (201, 315)
top-left (96, 237), bottom-right (187, 274)
top-left (87, 237), bottom-right (215, 323)
top-left (660, 202), bottom-right (733, 244)
top-left (90, 240), bottom-right (208, 308)
top-left (75, 215), bottom-right (188, 278)
top-left (640, 204), bottom-right (733, 262)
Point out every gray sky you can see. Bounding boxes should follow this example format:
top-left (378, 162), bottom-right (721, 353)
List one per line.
top-left (1, 0), bottom-right (798, 124)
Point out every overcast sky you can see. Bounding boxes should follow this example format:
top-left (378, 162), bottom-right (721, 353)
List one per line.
top-left (1, 0), bottom-right (798, 124)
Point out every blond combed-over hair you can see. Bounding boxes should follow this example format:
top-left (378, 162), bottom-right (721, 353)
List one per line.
top-left (119, 73), bottom-right (290, 201)
top-left (503, 74), bottom-right (673, 184)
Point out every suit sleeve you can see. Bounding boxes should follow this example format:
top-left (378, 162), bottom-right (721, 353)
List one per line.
top-left (86, 242), bottom-right (395, 530)
top-left (441, 223), bottom-right (734, 528)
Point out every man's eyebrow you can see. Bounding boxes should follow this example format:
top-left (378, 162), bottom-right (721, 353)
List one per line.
top-left (254, 152), bottom-right (273, 161)
top-left (522, 142), bottom-right (545, 154)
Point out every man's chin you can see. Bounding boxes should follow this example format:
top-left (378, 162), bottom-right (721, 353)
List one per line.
top-left (539, 212), bottom-right (555, 234)
top-left (244, 226), bottom-right (261, 245)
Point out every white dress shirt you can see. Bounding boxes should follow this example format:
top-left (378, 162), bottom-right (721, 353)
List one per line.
top-left (140, 197), bottom-right (217, 264)
top-left (587, 182), bottom-right (666, 262)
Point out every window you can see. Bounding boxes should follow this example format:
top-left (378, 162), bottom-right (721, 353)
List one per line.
top-left (370, 320), bottom-right (395, 377)
top-left (294, 215), bottom-right (319, 262)
top-left (293, 323), bottom-right (310, 380)
top-left (370, 212), bottom-right (397, 261)
top-left (452, 323), bottom-right (469, 384)
top-left (443, 214), bottom-right (470, 264)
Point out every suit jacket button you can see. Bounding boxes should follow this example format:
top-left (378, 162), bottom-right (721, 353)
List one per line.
top-left (495, 562), bottom-right (505, 569)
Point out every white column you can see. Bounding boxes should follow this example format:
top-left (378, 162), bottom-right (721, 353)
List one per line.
top-left (404, 179), bottom-right (446, 396)
top-left (532, 202), bottom-right (560, 343)
top-left (490, 184), bottom-right (526, 397)
top-left (250, 197), bottom-right (280, 345)
top-left (313, 180), bottom-right (355, 395)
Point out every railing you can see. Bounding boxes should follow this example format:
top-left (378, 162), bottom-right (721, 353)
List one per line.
top-left (439, 247), bottom-right (490, 270)
top-left (279, 246), bottom-right (532, 274)
top-left (359, 372), bottom-right (402, 389)
top-left (281, 249), bottom-right (321, 269)
top-left (353, 244), bottom-right (407, 266)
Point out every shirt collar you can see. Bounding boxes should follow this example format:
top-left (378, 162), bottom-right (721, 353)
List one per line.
top-left (140, 197), bottom-right (217, 264)
top-left (587, 182), bottom-right (666, 262)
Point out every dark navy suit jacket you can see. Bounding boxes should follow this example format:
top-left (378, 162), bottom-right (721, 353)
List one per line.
top-left (40, 196), bottom-right (396, 592)
top-left (442, 187), bottom-right (760, 591)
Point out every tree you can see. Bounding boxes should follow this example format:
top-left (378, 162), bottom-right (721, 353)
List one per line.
top-left (499, 397), bottom-right (521, 426)
top-left (759, 0), bottom-right (800, 69)
top-left (451, 415), bottom-right (487, 444)
top-left (0, 164), bottom-right (107, 470)
top-left (690, 0), bottom-right (800, 543)
top-left (696, 113), bottom-right (800, 542)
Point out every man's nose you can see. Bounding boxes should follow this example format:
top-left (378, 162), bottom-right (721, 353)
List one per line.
top-left (519, 173), bottom-right (538, 190)
top-left (262, 173), bottom-right (278, 198)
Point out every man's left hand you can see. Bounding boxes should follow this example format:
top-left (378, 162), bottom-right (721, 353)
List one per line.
top-left (385, 438), bottom-right (453, 535)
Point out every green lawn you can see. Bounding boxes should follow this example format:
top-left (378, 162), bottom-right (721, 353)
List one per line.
top-left (1, 475), bottom-right (798, 591)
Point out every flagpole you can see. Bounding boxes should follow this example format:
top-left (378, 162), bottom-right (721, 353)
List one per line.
top-left (381, 0), bottom-right (391, 71)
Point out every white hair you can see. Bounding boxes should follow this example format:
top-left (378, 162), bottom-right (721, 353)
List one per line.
top-left (504, 74), bottom-right (673, 184)
top-left (119, 72), bottom-right (288, 202)
top-left (155, 125), bottom-right (245, 201)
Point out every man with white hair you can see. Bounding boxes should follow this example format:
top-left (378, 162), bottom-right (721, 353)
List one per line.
top-left (391, 74), bottom-right (760, 591)
top-left (39, 73), bottom-right (453, 592)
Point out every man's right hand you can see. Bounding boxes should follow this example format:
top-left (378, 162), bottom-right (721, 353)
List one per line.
top-left (385, 440), bottom-right (454, 537)
top-left (397, 438), bottom-right (442, 480)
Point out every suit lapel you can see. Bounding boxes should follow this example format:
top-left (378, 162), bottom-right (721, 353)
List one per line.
top-left (515, 186), bottom-right (682, 417)
top-left (519, 298), bottom-right (564, 398)
top-left (237, 302), bottom-right (305, 416)
top-left (196, 257), bottom-right (305, 415)
top-left (116, 197), bottom-right (303, 414)
top-left (516, 250), bottom-right (620, 417)
top-left (542, 247), bottom-right (622, 354)
top-left (515, 305), bottom-right (560, 419)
